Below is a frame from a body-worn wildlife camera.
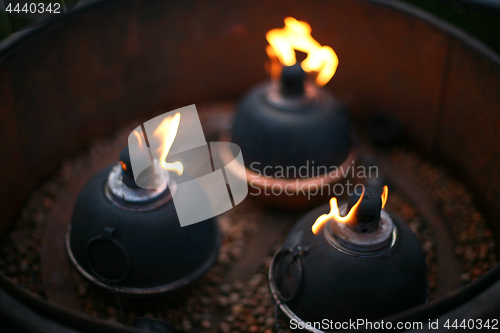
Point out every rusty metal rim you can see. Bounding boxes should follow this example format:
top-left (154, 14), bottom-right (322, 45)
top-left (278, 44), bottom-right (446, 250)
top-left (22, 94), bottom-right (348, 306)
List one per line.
top-left (104, 164), bottom-right (175, 212)
top-left (373, 0), bottom-right (500, 67)
top-left (0, 0), bottom-right (499, 67)
top-left (0, 272), bottom-right (145, 333)
top-left (324, 210), bottom-right (398, 257)
top-left (0, 0), bottom-right (109, 62)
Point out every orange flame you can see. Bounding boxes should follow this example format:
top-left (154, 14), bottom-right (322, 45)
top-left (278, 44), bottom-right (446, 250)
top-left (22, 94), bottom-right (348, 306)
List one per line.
top-left (120, 160), bottom-right (127, 173)
top-left (381, 185), bottom-right (389, 209)
top-left (133, 130), bottom-right (143, 148)
top-left (266, 17), bottom-right (339, 87)
top-left (152, 112), bottom-right (184, 175)
top-left (312, 187), bottom-right (365, 234)
top-left (311, 186), bottom-right (390, 234)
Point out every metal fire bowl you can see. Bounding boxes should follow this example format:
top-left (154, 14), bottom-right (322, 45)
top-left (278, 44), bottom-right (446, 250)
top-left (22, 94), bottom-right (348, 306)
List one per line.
top-left (269, 204), bottom-right (427, 327)
top-left (66, 165), bottom-right (221, 296)
top-left (1, 0), bottom-right (500, 332)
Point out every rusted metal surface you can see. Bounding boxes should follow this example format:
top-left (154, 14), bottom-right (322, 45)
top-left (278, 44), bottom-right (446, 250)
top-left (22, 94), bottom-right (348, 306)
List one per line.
top-left (369, 151), bottom-right (463, 297)
top-left (0, 0), bottom-right (500, 330)
top-left (319, 0), bottom-right (450, 153)
top-left (436, 37), bottom-right (500, 241)
top-left (40, 146), bottom-right (120, 310)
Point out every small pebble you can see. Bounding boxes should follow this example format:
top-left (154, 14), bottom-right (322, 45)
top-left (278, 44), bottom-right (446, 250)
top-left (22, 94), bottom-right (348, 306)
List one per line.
top-left (200, 296), bottom-right (211, 306)
top-left (201, 319), bottom-right (212, 329)
top-left (265, 317), bottom-right (275, 327)
top-left (230, 247), bottom-right (243, 258)
top-left (228, 292), bottom-right (239, 304)
top-left (191, 313), bottom-right (203, 323)
top-left (231, 304), bottom-right (244, 315)
top-left (218, 252), bottom-right (231, 265)
top-left (220, 321), bottom-right (231, 333)
top-left (19, 260), bottom-right (29, 273)
top-left (218, 296), bottom-right (229, 308)
top-left (232, 280), bottom-right (244, 291)
top-left (181, 319), bottom-right (193, 331)
top-left (220, 283), bottom-right (232, 295)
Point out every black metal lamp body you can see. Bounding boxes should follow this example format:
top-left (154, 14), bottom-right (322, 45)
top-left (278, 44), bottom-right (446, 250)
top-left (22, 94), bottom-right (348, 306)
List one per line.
top-left (231, 65), bottom-right (352, 178)
top-left (269, 189), bottom-right (427, 327)
top-left (66, 149), bottom-right (220, 296)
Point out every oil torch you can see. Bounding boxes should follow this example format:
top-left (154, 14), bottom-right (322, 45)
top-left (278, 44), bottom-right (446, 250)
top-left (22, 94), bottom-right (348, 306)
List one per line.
top-left (269, 186), bottom-right (427, 328)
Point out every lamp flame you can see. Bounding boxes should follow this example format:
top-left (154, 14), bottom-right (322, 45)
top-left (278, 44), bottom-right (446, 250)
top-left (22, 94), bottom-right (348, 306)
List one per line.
top-left (311, 185), bottom-right (390, 234)
top-left (120, 161), bottom-right (127, 173)
top-left (152, 112), bottom-right (184, 175)
top-left (381, 185), bottom-right (389, 209)
top-left (312, 187), bottom-right (365, 234)
top-left (133, 130), bottom-right (143, 148)
top-left (266, 17), bottom-right (339, 87)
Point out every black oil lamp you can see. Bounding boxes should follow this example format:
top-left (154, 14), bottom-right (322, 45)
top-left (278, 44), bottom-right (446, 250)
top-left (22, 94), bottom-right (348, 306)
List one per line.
top-left (269, 186), bottom-right (427, 328)
top-left (65, 147), bottom-right (221, 296)
top-left (231, 64), bottom-right (353, 176)
top-left (224, 17), bottom-right (356, 207)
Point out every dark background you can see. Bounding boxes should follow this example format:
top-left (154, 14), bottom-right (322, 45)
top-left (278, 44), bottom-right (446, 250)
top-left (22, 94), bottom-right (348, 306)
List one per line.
top-left (1, 0), bottom-right (499, 54)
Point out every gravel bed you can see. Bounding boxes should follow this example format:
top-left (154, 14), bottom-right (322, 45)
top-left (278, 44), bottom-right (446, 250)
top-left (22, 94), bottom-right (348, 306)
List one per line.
top-left (389, 148), bottom-right (497, 284)
top-left (0, 105), bottom-right (496, 332)
top-left (71, 199), bottom-right (264, 331)
top-left (384, 190), bottom-right (437, 298)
